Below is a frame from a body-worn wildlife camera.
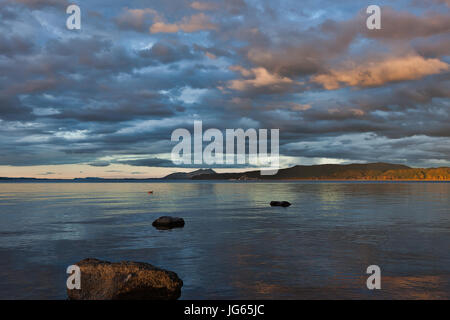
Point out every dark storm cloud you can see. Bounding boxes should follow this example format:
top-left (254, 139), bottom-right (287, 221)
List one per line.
top-left (0, 95), bottom-right (35, 120)
top-left (45, 37), bottom-right (111, 57)
top-left (413, 35), bottom-right (450, 58)
top-left (282, 133), bottom-right (450, 167)
top-left (0, 34), bottom-right (34, 57)
top-left (0, 3), bottom-right (18, 21)
top-left (119, 157), bottom-right (257, 169)
top-left (88, 161), bottom-right (110, 167)
top-left (119, 158), bottom-right (176, 167)
top-left (52, 100), bottom-right (177, 122)
top-left (42, 37), bottom-right (145, 74)
top-left (0, 0), bottom-right (449, 170)
top-left (193, 44), bottom-right (231, 59)
top-left (243, 20), bottom-right (359, 78)
top-left (10, 0), bottom-right (68, 9)
top-left (138, 40), bottom-right (200, 63)
top-left (114, 8), bottom-right (157, 32)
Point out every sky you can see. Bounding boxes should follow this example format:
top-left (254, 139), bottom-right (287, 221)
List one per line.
top-left (0, 0), bottom-right (449, 178)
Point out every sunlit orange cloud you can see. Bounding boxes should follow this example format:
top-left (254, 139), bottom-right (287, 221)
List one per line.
top-left (312, 55), bottom-right (449, 90)
top-left (190, 1), bottom-right (218, 11)
top-left (150, 13), bottom-right (217, 33)
top-left (227, 66), bottom-right (294, 91)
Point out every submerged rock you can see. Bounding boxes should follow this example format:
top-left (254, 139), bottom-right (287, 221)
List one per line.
top-left (67, 258), bottom-right (183, 300)
top-left (270, 201), bottom-right (291, 207)
top-left (152, 216), bottom-right (185, 230)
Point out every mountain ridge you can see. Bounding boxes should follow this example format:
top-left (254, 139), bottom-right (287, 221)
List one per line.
top-left (191, 162), bottom-right (450, 181)
top-left (162, 168), bottom-right (217, 180)
top-left (1, 163), bottom-right (449, 181)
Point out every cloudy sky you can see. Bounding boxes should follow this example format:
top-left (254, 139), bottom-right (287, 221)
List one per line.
top-left (0, 0), bottom-right (449, 178)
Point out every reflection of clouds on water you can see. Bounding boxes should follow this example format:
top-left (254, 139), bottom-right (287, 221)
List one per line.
top-left (317, 183), bottom-right (346, 212)
top-left (0, 182), bottom-right (449, 299)
top-left (382, 275), bottom-right (450, 300)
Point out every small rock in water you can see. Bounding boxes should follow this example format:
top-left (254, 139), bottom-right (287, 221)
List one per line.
top-left (270, 201), bottom-right (291, 207)
top-left (152, 216), bottom-right (185, 230)
top-left (67, 258), bottom-right (183, 300)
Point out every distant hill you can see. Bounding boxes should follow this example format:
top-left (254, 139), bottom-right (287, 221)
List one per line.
top-left (191, 163), bottom-right (450, 181)
top-left (163, 168), bottom-right (216, 180)
top-left (1, 164), bottom-right (449, 182)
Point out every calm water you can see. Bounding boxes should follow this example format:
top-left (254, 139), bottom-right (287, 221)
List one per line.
top-left (0, 182), bottom-right (449, 299)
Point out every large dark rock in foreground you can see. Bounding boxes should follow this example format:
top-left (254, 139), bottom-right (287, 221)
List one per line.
top-left (67, 258), bottom-right (183, 300)
top-left (152, 216), bottom-right (185, 230)
top-left (270, 201), bottom-right (291, 207)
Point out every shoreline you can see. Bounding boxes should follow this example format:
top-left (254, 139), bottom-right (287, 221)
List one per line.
top-left (0, 179), bottom-right (449, 183)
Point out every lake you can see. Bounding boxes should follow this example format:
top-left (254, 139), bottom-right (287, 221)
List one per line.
top-left (0, 182), bottom-right (449, 299)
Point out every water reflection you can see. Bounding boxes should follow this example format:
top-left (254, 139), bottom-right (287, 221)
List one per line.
top-left (0, 182), bottom-right (449, 299)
